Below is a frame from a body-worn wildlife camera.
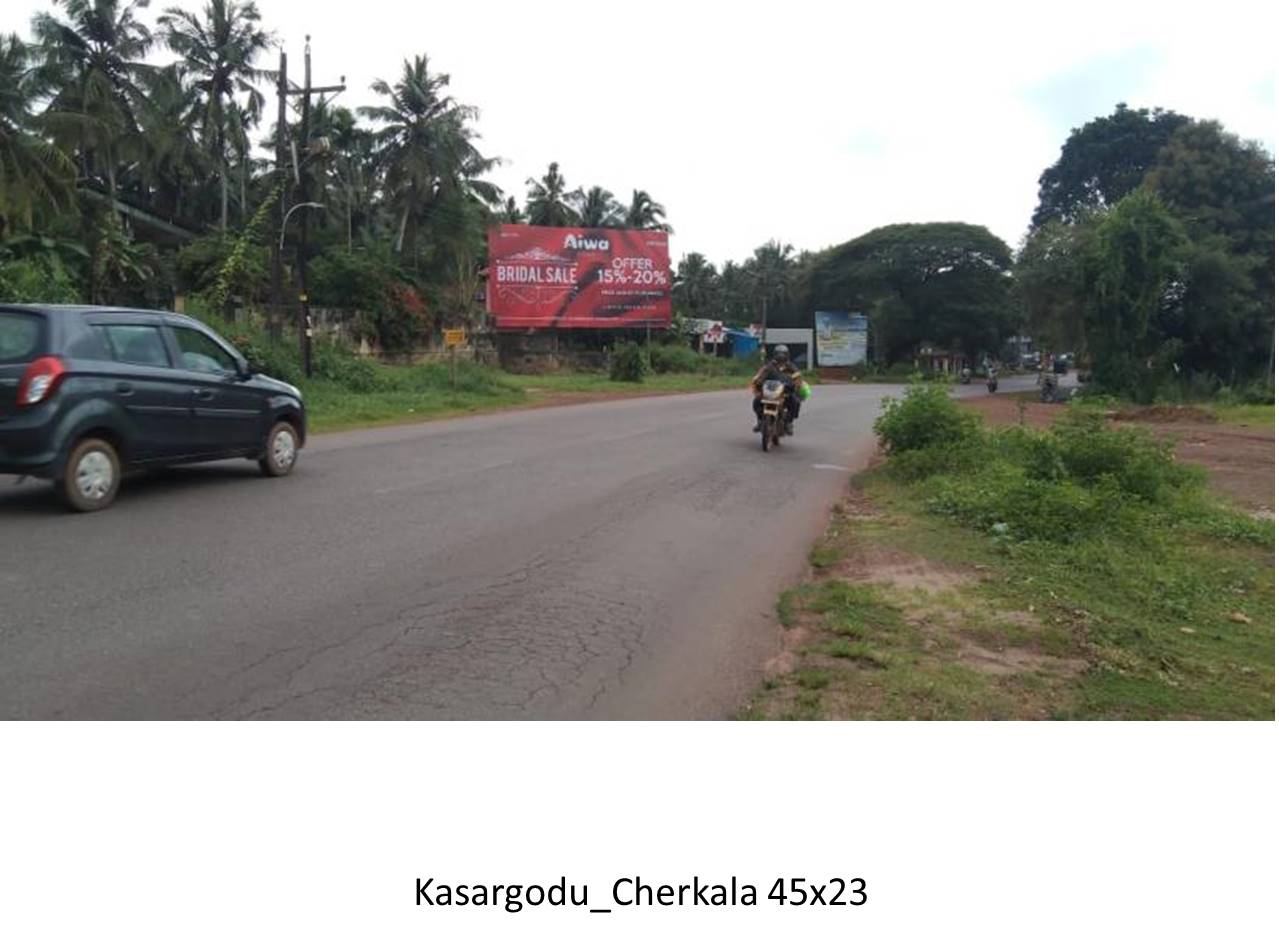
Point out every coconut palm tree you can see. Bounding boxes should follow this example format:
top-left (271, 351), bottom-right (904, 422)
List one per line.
top-left (747, 239), bottom-right (796, 322)
top-left (525, 161), bottom-right (580, 227)
top-left (0, 33), bottom-right (74, 235)
top-left (575, 185), bottom-right (623, 227)
top-left (360, 54), bottom-right (497, 265)
top-left (499, 195), bottom-right (524, 224)
top-left (674, 251), bottom-right (718, 317)
top-left (624, 189), bottom-right (672, 232)
top-left (31, 0), bottom-right (155, 204)
top-left (159, 0), bottom-right (272, 230)
top-left (130, 63), bottom-right (206, 220)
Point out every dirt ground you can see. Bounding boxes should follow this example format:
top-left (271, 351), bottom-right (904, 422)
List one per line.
top-left (961, 397), bottom-right (1275, 514)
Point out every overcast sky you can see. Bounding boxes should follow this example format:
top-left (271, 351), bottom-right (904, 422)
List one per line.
top-left (8, 0), bottom-right (1276, 266)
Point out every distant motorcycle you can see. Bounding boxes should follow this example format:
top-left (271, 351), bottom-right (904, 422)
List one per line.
top-left (986, 373), bottom-right (999, 393)
top-left (1040, 372), bottom-right (1060, 403)
top-left (758, 378), bottom-right (790, 452)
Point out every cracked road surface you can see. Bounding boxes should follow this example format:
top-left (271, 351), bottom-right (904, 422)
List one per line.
top-left (1, 380), bottom-right (1030, 719)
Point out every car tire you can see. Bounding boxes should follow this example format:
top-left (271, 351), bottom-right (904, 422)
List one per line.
top-left (60, 437), bottom-right (121, 512)
top-left (259, 420), bottom-right (299, 477)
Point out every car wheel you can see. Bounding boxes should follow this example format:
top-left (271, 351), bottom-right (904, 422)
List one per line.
top-left (60, 437), bottom-right (121, 512)
top-left (259, 420), bottom-right (299, 477)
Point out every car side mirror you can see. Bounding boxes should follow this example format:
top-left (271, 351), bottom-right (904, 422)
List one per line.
top-left (238, 359), bottom-right (257, 379)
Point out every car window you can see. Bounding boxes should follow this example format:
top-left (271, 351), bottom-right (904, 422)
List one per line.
top-left (173, 327), bottom-right (238, 376)
top-left (0, 311), bottom-right (45, 364)
top-left (100, 325), bottom-right (171, 367)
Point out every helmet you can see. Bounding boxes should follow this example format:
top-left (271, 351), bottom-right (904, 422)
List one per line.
top-left (772, 344), bottom-right (790, 363)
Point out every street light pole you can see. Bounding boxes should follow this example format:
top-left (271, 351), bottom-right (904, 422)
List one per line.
top-left (281, 34), bottom-right (344, 379)
top-left (280, 202), bottom-right (324, 251)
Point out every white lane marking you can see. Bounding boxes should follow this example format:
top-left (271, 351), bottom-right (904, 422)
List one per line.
top-left (812, 463), bottom-right (853, 471)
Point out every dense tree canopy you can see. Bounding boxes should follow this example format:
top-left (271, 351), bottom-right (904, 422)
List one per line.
top-left (795, 223), bottom-right (1020, 362)
top-left (1032, 103), bottom-right (1191, 227)
top-left (1021, 107), bottom-right (1274, 392)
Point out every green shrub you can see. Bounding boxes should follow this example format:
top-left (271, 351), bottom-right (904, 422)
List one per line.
top-left (311, 341), bottom-right (383, 391)
top-left (1050, 410), bottom-right (1199, 502)
top-left (873, 381), bottom-right (980, 453)
top-left (609, 341), bottom-right (650, 382)
top-left (0, 255), bottom-right (80, 303)
top-left (923, 467), bottom-right (1135, 543)
top-left (887, 442), bottom-right (986, 481)
top-left (649, 344), bottom-right (707, 374)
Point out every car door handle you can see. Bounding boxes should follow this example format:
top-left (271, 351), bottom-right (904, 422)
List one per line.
top-left (192, 389), bottom-right (215, 401)
top-left (115, 381), bottom-right (134, 395)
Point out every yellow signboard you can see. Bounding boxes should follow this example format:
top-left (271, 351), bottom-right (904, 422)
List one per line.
top-left (443, 328), bottom-right (467, 348)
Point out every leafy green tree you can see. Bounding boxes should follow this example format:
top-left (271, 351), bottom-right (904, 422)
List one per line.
top-left (158, 0), bottom-right (272, 230)
top-left (0, 34), bottom-right (74, 235)
top-left (1015, 218), bottom-right (1092, 354)
top-left (624, 188), bottom-right (671, 232)
top-left (1079, 189), bottom-right (1187, 399)
top-left (717, 259), bottom-right (753, 325)
top-left (525, 161), bottom-right (580, 226)
top-left (797, 223), bottom-right (1019, 363)
top-left (91, 210), bottom-right (157, 304)
top-left (1033, 103), bottom-right (1191, 227)
top-left (576, 185), bottom-right (623, 227)
top-left (1144, 119), bottom-right (1274, 379)
top-left (32, 0), bottom-right (155, 204)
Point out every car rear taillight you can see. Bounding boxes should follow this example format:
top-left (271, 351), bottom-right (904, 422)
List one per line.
top-left (17, 356), bottom-right (67, 406)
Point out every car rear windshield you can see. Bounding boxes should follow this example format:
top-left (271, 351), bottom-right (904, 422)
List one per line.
top-left (0, 311), bottom-right (47, 364)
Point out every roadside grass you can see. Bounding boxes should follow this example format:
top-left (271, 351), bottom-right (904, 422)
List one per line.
top-left (1211, 403), bottom-right (1274, 429)
top-left (298, 360), bottom-right (758, 433)
top-left (519, 369), bottom-right (752, 396)
top-left (302, 362), bottom-right (527, 433)
top-left (743, 384), bottom-right (1275, 721)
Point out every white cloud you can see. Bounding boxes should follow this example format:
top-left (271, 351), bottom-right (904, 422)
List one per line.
top-left (7, 0), bottom-right (1275, 266)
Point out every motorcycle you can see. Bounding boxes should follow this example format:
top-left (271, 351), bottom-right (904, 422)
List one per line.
top-left (960, 368), bottom-right (972, 385)
top-left (1040, 371), bottom-right (1059, 403)
top-left (986, 373), bottom-right (998, 393)
top-left (758, 378), bottom-right (789, 452)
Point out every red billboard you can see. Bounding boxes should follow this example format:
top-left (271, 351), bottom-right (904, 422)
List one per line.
top-left (487, 225), bottom-right (671, 329)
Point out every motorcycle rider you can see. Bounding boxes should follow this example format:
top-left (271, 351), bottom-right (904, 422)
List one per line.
top-left (750, 345), bottom-right (803, 433)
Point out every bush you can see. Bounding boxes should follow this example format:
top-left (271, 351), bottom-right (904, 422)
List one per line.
top-left (649, 344), bottom-right (704, 374)
top-left (923, 470), bottom-right (1136, 543)
top-left (311, 341), bottom-right (383, 392)
top-left (609, 341), bottom-right (650, 382)
top-left (1049, 410), bottom-right (1199, 502)
top-left (0, 255), bottom-right (80, 303)
top-left (873, 381), bottom-right (980, 453)
top-left (309, 249), bottom-right (394, 310)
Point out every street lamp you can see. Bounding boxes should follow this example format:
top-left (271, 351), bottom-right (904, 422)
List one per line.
top-left (280, 202), bottom-right (324, 252)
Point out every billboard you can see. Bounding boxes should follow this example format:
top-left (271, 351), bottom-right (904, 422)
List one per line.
top-left (815, 311), bottom-right (868, 366)
top-left (487, 225), bottom-right (671, 329)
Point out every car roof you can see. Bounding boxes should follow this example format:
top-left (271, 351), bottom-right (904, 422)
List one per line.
top-left (0, 304), bottom-right (206, 326)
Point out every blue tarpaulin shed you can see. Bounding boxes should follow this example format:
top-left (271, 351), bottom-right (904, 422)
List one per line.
top-left (726, 329), bottom-right (759, 358)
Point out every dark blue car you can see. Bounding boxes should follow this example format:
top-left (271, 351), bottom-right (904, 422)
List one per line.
top-left (0, 305), bottom-right (306, 511)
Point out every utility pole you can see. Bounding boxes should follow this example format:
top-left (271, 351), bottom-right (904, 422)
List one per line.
top-left (281, 35), bottom-right (344, 378)
top-left (271, 49), bottom-right (287, 309)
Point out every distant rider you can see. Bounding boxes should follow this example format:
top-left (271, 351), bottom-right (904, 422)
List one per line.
top-left (750, 345), bottom-right (803, 432)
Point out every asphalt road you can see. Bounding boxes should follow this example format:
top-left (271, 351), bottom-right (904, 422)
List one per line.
top-left (0, 376), bottom-right (1042, 719)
